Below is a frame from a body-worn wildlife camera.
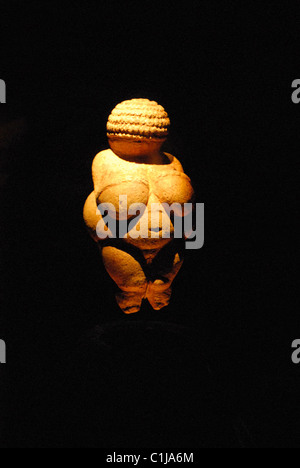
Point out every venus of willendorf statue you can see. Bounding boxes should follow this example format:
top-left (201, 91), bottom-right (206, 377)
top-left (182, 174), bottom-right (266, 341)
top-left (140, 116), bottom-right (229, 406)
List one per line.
top-left (84, 99), bottom-right (195, 314)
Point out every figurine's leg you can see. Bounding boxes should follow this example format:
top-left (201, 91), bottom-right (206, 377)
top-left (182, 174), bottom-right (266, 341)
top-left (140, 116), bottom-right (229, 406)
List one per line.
top-left (101, 244), bottom-right (147, 314)
top-left (146, 241), bottom-right (185, 310)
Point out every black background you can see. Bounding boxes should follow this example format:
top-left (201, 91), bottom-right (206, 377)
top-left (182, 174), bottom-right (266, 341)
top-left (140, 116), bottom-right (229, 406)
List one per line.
top-left (0, 1), bottom-right (299, 447)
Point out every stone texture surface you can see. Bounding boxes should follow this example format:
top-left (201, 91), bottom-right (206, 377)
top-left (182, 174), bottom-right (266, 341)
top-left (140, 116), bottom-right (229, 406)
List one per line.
top-left (84, 99), bottom-right (195, 313)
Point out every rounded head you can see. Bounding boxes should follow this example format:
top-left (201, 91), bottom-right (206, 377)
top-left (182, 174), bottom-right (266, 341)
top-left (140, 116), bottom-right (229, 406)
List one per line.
top-left (107, 98), bottom-right (170, 158)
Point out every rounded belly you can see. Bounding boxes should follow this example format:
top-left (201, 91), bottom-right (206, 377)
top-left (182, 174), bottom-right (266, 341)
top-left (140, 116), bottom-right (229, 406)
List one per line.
top-left (123, 203), bottom-right (174, 250)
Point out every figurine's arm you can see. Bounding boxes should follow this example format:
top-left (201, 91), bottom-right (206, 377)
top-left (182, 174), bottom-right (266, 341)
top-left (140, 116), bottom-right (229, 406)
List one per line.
top-left (83, 191), bottom-right (102, 242)
top-left (163, 153), bottom-right (196, 240)
top-left (83, 151), bottom-right (112, 242)
top-left (91, 150), bottom-right (109, 200)
top-left (163, 152), bottom-right (185, 173)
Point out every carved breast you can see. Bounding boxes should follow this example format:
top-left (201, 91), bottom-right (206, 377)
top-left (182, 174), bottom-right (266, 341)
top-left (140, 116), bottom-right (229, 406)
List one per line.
top-left (95, 150), bottom-right (194, 219)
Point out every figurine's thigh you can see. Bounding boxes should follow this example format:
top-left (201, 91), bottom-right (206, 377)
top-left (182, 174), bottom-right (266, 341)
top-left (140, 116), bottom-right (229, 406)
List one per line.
top-left (101, 245), bottom-right (147, 293)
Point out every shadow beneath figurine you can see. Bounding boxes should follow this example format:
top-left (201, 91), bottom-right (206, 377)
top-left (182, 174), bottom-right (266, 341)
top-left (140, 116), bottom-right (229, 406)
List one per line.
top-left (53, 310), bottom-right (254, 448)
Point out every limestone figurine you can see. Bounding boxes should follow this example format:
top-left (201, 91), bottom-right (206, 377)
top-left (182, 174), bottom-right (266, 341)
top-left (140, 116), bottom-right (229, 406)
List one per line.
top-left (84, 99), bottom-right (195, 313)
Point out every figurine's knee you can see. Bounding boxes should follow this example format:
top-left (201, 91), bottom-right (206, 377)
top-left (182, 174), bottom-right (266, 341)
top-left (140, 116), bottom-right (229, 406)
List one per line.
top-left (145, 251), bottom-right (183, 310)
top-left (151, 278), bottom-right (173, 292)
top-left (101, 245), bottom-right (147, 293)
top-left (151, 250), bottom-right (184, 288)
